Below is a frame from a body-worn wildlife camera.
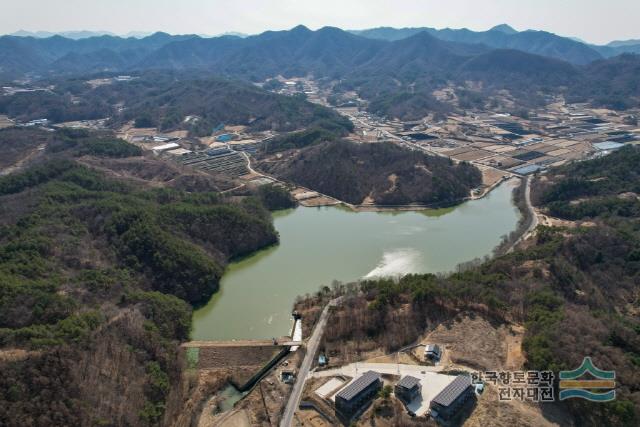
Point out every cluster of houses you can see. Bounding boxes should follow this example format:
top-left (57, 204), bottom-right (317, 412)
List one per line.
top-left (322, 344), bottom-right (477, 424)
top-left (333, 369), bottom-right (475, 424)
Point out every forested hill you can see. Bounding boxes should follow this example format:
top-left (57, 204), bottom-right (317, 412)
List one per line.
top-left (103, 73), bottom-right (353, 136)
top-left (259, 140), bottom-right (482, 205)
top-left (535, 144), bottom-right (640, 219)
top-left (525, 146), bottom-right (640, 423)
top-left (0, 130), bottom-right (280, 425)
top-left (308, 146), bottom-right (640, 426)
top-left (0, 72), bottom-right (353, 137)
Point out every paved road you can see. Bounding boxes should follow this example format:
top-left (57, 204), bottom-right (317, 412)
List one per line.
top-left (280, 298), bottom-right (340, 427)
top-left (310, 362), bottom-right (443, 379)
top-left (523, 175), bottom-right (538, 229)
top-left (507, 175), bottom-right (539, 253)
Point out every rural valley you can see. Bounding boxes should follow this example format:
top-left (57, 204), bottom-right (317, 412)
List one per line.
top-left (1, 4), bottom-right (640, 427)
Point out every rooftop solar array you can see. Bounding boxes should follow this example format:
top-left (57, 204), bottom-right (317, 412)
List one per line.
top-left (336, 371), bottom-right (381, 401)
top-left (397, 375), bottom-right (421, 390)
top-left (431, 375), bottom-right (472, 407)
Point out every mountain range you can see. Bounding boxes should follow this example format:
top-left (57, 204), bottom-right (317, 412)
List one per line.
top-left (1, 25), bottom-right (640, 113)
top-left (350, 24), bottom-right (640, 64)
top-left (0, 26), bottom-right (620, 76)
top-left (10, 30), bottom-right (119, 39)
top-left (2, 23), bottom-right (639, 78)
top-left (8, 30), bottom-right (250, 40)
top-left (608, 39), bottom-right (640, 47)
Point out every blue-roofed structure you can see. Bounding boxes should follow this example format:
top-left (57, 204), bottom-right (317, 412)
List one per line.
top-left (216, 133), bottom-right (234, 142)
top-left (318, 354), bottom-right (327, 366)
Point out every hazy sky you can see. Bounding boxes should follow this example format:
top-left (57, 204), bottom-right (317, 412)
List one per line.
top-left (2, 0), bottom-right (639, 44)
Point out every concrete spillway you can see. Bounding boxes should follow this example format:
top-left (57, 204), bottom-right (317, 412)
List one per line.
top-left (290, 319), bottom-right (303, 352)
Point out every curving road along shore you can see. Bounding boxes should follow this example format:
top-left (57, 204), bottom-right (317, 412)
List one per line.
top-left (280, 297), bottom-right (341, 427)
top-left (507, 175), bottom-right (539, 253)
top-left (241, 148), bottom-right (510, 212)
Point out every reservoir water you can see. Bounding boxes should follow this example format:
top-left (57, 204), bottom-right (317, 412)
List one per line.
top-left (192, 180), bottom-right (521, 341)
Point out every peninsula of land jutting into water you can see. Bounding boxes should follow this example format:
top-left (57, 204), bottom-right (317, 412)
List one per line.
top-left (192, 178), bottom-right (522, 341)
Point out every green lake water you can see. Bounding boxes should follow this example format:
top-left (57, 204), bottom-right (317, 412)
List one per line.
top-left (192, 180), bottom-right (521, 341)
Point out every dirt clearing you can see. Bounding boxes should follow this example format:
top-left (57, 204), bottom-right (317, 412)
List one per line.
top-left (465, 384), bottom-right (572, 427)
top-left (419, 314), bottom-right (524, 371)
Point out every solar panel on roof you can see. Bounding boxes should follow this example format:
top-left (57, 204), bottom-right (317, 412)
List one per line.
top-left (432, 375), bottom-right (472, 407)
top-left (336, 371), bottom-right (380, 401)
top-left (397, 376), bottom-right (420, 389)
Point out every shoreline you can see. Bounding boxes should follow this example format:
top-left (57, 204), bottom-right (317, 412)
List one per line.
top-left (493, 175), bottom-right (536, 256)
top-left (190, 177), bottom-right (520, 341)
top-left (298, 175), bottom-right (520, 213)
top-left (505, 175), bottom-right (538, 254)
top-left (250, 155), bottom-right (517, 214)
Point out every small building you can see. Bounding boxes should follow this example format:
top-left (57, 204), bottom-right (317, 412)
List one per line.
top-left (165, 148), bottom-right (192, 157)
top-left (335, 371), bottom-right (382, 420)
top-left (593, 141), bottom-right (625, 151)
top-left (216, 133), bottom-right (234, 142)
top-left (318, 354), bottom-right (328, 367)
top-left (152, 142), bottom-right (180, 155)
top-left (25, 118), bottom-right (49, 127)
top-left (429, 375), bottom-right (475, 421)
top-left (395, 375), bottom-right (421, 405)
top-left (280, 370), bottom-right (295, 384)
top-left (130, 135), bottom-right (152, 143)
top-left (153, 135), bottom-right (175, 143)
top-left (424, 344), bottom-right (441, 361)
